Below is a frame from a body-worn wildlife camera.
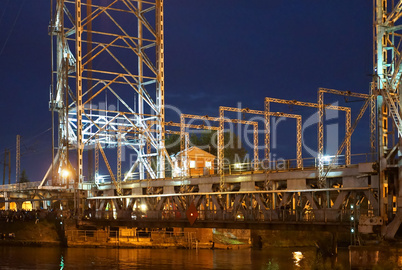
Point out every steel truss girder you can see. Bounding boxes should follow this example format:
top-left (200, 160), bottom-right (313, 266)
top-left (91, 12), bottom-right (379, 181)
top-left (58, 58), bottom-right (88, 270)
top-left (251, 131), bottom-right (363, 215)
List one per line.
top-left (90, 188), bottom-right (377, 225)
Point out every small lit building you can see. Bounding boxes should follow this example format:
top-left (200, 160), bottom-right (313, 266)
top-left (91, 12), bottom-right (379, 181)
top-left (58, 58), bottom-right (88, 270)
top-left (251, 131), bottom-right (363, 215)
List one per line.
top-left (172, 146), bottom-right (216, 177)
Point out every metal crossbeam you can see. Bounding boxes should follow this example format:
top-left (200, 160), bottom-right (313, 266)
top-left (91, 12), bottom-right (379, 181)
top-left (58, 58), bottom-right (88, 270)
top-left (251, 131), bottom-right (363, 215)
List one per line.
top-left (265, 97), bottom-right (351, 181)
top-left (317, 88), bottom-right (369, 167)
top-left (318, 88), bottom-right (369, 99)
top-left (180, 114), bottom-right (259, 191)
top-left (320, 98), bottom-right (370, 186)
top-left (220, 106), bottom-right (303, 170)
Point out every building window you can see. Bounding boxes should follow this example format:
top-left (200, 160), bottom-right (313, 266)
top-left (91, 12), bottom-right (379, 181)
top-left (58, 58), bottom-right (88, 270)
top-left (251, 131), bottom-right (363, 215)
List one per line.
top-left (190, 160), bottom-right (196, 168)
top-left (205, 161), bottom-right (211, 168)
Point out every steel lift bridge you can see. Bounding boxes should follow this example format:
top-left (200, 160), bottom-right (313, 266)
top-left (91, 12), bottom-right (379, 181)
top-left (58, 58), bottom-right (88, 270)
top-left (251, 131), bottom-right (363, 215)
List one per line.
top-left (2, 0), bottom-right (402, 240)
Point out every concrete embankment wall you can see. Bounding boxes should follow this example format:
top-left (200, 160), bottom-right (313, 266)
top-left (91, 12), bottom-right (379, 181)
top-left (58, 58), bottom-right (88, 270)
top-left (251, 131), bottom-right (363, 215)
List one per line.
top-left (65, 226), bottom-right (346, 250)
top-left (0, 219), bottom-right (349, 250)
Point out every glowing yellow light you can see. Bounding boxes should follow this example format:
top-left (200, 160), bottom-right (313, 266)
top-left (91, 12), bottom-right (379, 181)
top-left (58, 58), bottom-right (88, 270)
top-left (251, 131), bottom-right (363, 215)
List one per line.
top-left (292, 251), bottom-right (303, 267)
top-left (22, 201), bottom-right (32, 211)
top-left (141, 204), bottom-right (147, 211)
top-left (61, 169), bottom-right (70, 178)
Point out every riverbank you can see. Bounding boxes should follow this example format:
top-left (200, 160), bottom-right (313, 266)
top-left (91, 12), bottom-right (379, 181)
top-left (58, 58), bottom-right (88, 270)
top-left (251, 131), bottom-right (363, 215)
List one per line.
top-left (0, 240), bottom-right (60, 247)
top-left (1, 219), bottom-right (401, 252)
top-left (0, 219), bottom-right (61, 246)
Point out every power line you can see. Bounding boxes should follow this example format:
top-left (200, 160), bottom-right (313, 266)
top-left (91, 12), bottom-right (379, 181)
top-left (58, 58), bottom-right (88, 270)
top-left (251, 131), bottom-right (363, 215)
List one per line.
top-left (1, 127), bottom-right (51, 151)
top-left (0, 0), bottom-right (25, 58)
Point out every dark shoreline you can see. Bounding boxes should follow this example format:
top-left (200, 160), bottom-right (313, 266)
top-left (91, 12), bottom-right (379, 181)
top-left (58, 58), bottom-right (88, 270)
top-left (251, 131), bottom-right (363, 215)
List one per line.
top-left (0, 240), bottom-right (61, 247)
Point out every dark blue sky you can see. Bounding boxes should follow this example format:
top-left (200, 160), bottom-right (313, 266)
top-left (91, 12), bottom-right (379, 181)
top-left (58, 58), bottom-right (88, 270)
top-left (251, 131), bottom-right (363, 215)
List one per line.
top-left (0, 1), bottom-right (373, 182)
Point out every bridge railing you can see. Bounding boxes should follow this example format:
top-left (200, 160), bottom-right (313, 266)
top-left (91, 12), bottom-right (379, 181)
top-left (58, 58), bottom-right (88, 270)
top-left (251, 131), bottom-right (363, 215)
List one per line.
top-left (94, 152), bottom-right (377, 183)
top-left (0, 181), bottom-right (41, 191)
top-left (216, 152), bottom-right (376, 175)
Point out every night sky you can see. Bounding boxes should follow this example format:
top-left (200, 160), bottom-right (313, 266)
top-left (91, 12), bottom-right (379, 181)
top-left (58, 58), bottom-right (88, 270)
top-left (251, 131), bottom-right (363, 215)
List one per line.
top-left (0, 1), bottom-right (373, 182)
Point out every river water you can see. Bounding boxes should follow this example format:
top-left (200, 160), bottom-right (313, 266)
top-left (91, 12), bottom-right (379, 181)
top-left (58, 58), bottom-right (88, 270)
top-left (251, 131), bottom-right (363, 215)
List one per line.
top-left (0, 246), bottom-right (353, 269)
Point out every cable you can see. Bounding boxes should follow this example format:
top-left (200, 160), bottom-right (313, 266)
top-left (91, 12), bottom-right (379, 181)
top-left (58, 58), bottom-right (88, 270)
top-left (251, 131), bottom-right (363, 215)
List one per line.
top-left (0, 0), bottom-right (25, 58)
top-left (2, 127), bottom-right (51, 151)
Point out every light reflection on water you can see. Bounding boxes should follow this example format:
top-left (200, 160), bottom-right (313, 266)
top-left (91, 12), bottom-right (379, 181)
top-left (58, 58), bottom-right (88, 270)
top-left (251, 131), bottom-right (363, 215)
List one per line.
top-left (59, 255), bottom-right (64, 270)
top-left (0, 246), bottom-right (350, 269)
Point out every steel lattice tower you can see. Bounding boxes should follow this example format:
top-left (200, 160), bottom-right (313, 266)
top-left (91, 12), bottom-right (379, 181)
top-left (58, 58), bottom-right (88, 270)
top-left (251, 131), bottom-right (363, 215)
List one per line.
top-left (44, 0), bottom-right (166, 191)
top-left (374, 0), bottom-right (402, 238)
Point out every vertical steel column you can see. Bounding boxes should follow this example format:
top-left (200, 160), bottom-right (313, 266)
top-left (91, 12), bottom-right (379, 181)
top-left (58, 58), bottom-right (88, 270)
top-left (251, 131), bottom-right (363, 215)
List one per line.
top-left (219, 107), bottom-right (225, 190)
top-left (75, 0), bottom-right (83, 187)
top-left (296, 116), bottom-right (302, 168)
top-left (264, 98), bottom-right (270, 165)
top-left (95, 135), bottom-right (99, 183)
top-left (156, 0), bottom-right (165, 179)
top-left (264, 98), bottom-right (271, 189)
top-left (180, 116), bottom-right (187, 177)
top-left (253, 123), bottom-right (259, 171)
top-left (117, 127), bottom-right (122, 184)
top-left (137, 0), bottom-right (144, 180)
top-left (345, 109), bottom-right (351, 165)
top-left (86, 0), bottom-right (93, 182)
top-left (185, 133), bottom-right (189, 156)
top-left (318, 91), bottom-right (324, 187)
top-left (375, 0), bottom-right (386, 218)
top-left (180, 116), bottom-right (185, 153)
top-left (50, 0), bottom-right (55, 184)
top-left (75, 0), bottom-right (83, 216)
top-left (370, 83), bottom-right (377, 157)
top-left (146, 137), bottom-right (151, 179)
top-left (54, 0), bottom-right (67, 186)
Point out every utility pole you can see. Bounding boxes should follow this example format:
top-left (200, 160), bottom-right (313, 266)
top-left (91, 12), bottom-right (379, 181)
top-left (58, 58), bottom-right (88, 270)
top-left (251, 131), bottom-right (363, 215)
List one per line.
top-left (16, 135), bottom-right (20, 184)
top-left (2, 149), bottom-right (11, 185)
